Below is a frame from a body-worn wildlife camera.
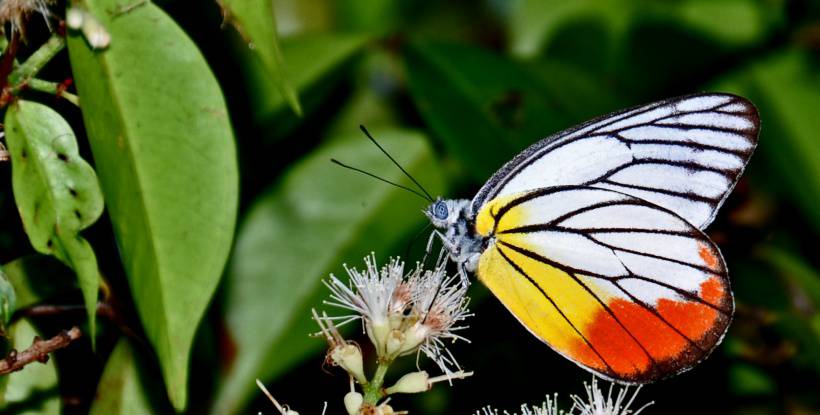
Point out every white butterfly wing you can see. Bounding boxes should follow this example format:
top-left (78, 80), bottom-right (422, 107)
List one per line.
top-left (471, 93), bottom-right (759, 229)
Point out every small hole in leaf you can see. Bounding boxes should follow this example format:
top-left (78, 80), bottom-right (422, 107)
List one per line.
top-left (75, 210), bottom-right (82, 220)
top-left (68, 187), bottom-right (78, 197)
top-left (46, 239), bottom-right (53, 249)
top-left (57, 153), bottom-right (69, 162)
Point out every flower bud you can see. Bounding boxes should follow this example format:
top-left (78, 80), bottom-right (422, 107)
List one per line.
top-left (367, 319), bottom-right (391, 356)
top-left (398, 322), bottom-right (429, 355)
top-left (376, 404), bottom-right (396, 415)
top-left (330, 344), bottom-right (366, 384)
top-left (80, 11), bottom-right (110, 49)
top-left (385, 371), bottom-right (430, 395)
top-left (385, 329), bottom-right (405, 358)
top-left (343, 391), bottom-right (363, 415)
top-left (66, 7), bottom-right (84, 30)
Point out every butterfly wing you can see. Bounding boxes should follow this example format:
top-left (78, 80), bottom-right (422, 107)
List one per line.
top-left (474, 186), bottom-right (733, 383)
top-left (471, 93), bottom-right (759, 229)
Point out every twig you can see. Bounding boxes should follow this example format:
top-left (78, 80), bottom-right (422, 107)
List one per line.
top-left (0, 326), bottom-right (82, 375)
top-left (12, 302), bottom-right (142, 345)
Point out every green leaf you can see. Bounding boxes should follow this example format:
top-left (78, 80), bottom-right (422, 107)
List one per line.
top-left (758, 246), bottom-right (820, 310)
top-left (675, 0), bottom-right (773, 46)
top-left (0, 320), bottom-right (60, 415)
top-left (0, 267), bottom-right (15, 334)
top-left (728, 363), bottom-right (776, 396)
top-left (405, 40), bottom-right (621, 182)
top-left (3, 100), bottom-right (102, 341)
top-left (507, 0), bottom-right (778, 58)
top-left (2, 255), bottom-right (78, 310)
top-left (66, 1), bottom-right (239, 410)
top-left (242, 33), bottom-right (369, 138)
top-left (90, 340), bottom-right (172, 415)
top-left (220, 0), bottom-right (302, 116)
top-left (212, 128), bottom-right (444, 414)
top-left (712, 49), bottom-right (820, 232)
top-left (506, 0), bottom-right (633, 58)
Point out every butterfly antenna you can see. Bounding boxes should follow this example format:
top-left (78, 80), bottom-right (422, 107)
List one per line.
top-left (330, 159), bottom-right (431, 202)
top-left (359, 125), bottom-right (435, 202)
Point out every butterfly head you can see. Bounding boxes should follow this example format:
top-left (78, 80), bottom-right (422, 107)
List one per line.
top-left (425, 198), bottom-right (469, 229)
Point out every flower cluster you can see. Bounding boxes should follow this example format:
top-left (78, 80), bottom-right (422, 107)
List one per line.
top-left (478, 376), bottom-right (653, 415)
top-left (315, 253), bottom-right (473, 414)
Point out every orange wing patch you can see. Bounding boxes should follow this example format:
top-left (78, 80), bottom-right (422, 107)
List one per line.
top-left (568, 274), bottom-right (732, 381)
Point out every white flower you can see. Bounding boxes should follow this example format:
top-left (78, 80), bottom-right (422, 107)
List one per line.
top-left (477, 394), bottom-right (562, 415)
top-left (319, 253), bottom-right (471, 374)
top-left (0, 0), bottom-right (53, 35)
top-left (570, 377), bottom-right (652, 415)
top-left (323, 254), bottom-right (406, 354)
top-left (404, 260), bottom-right (472, 375)
top-left (478, 377), bottom-right (652, 415)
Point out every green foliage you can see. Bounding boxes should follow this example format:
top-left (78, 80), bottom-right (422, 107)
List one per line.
top-left (241, 33), bottom-right (370, 138)
top-left (3, 101), bottom-right (102, 339)
top-left (66, 0), bottom-right (238, 409)
top-left (2, 256), bottom-right (77, 310)
top-left (0, 267), bottom-right (13, 335)
top-left (715, 50), bottom-right (820, 232)
top-left (213, 128), bottom-right (444, 414)
top-left (405, 40), bottom-right (618, 181)
top-left (90, 340), bottom-right (170, 415)
top-left (220, 0), bottom-right (302, 116)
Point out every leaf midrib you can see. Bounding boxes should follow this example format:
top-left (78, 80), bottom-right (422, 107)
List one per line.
top-left (80, 30), bottom-right (172, 374)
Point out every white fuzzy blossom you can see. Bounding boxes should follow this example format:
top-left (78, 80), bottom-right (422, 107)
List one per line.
top-left (478, 394), bottom-right (562, 415)
top-left (0, 0), bottom-right (53, 35)
top-left (570, 377), bottom-right (652, 415)
top-left (478, 377), bottom-right (652, 415)
top-left (321, 253), bottom-right (471, 376)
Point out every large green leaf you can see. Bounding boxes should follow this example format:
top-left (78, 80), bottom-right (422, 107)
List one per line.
top-left (0, 320), bottom-right (60, 415)
top-left (712, 49), bottom-right (820, 231)
top-left (66, 1), bottom-right (239, 410)
top-left (242, 33), bottom-right (369, 138)
top-left (90, 340), bottom-right (172, 415)
top-left (405, 40), bottom-right (620, 182)
top-left (220, 0), bottom-right (301, 115)
top-left (212, 128), bottom-right (444, 414)
top-left (3, 100), bottom-right (102, 340)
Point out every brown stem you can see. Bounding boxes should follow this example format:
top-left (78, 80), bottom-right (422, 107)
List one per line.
top-left (13, 302), bottom-right (144, 345)
top-left (0, 326), bottom-right (82, 375)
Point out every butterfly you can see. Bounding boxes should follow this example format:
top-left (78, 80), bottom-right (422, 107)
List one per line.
top-left (421, 93), bottom-right (759, 383)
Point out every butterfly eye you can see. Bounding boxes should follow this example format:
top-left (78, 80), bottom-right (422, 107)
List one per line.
top-left (433, 201), bottom-right (449, 220)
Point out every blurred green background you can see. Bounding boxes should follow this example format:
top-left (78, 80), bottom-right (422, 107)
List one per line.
top-left (3, 0), bottom-right (820, 413)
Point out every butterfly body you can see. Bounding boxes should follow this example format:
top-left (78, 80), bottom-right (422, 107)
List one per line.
top-left (425, 93), bottom-right (759, 383)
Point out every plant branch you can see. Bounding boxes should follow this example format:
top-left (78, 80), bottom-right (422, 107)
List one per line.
top-left (8, 34), bottom-right (66, 85)
top-left (0, 326), bottom-right (82, 375)
top-left (21, 78), bottom-right (80, 106)
top-left (13, 302), bottom-right (141, 343)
